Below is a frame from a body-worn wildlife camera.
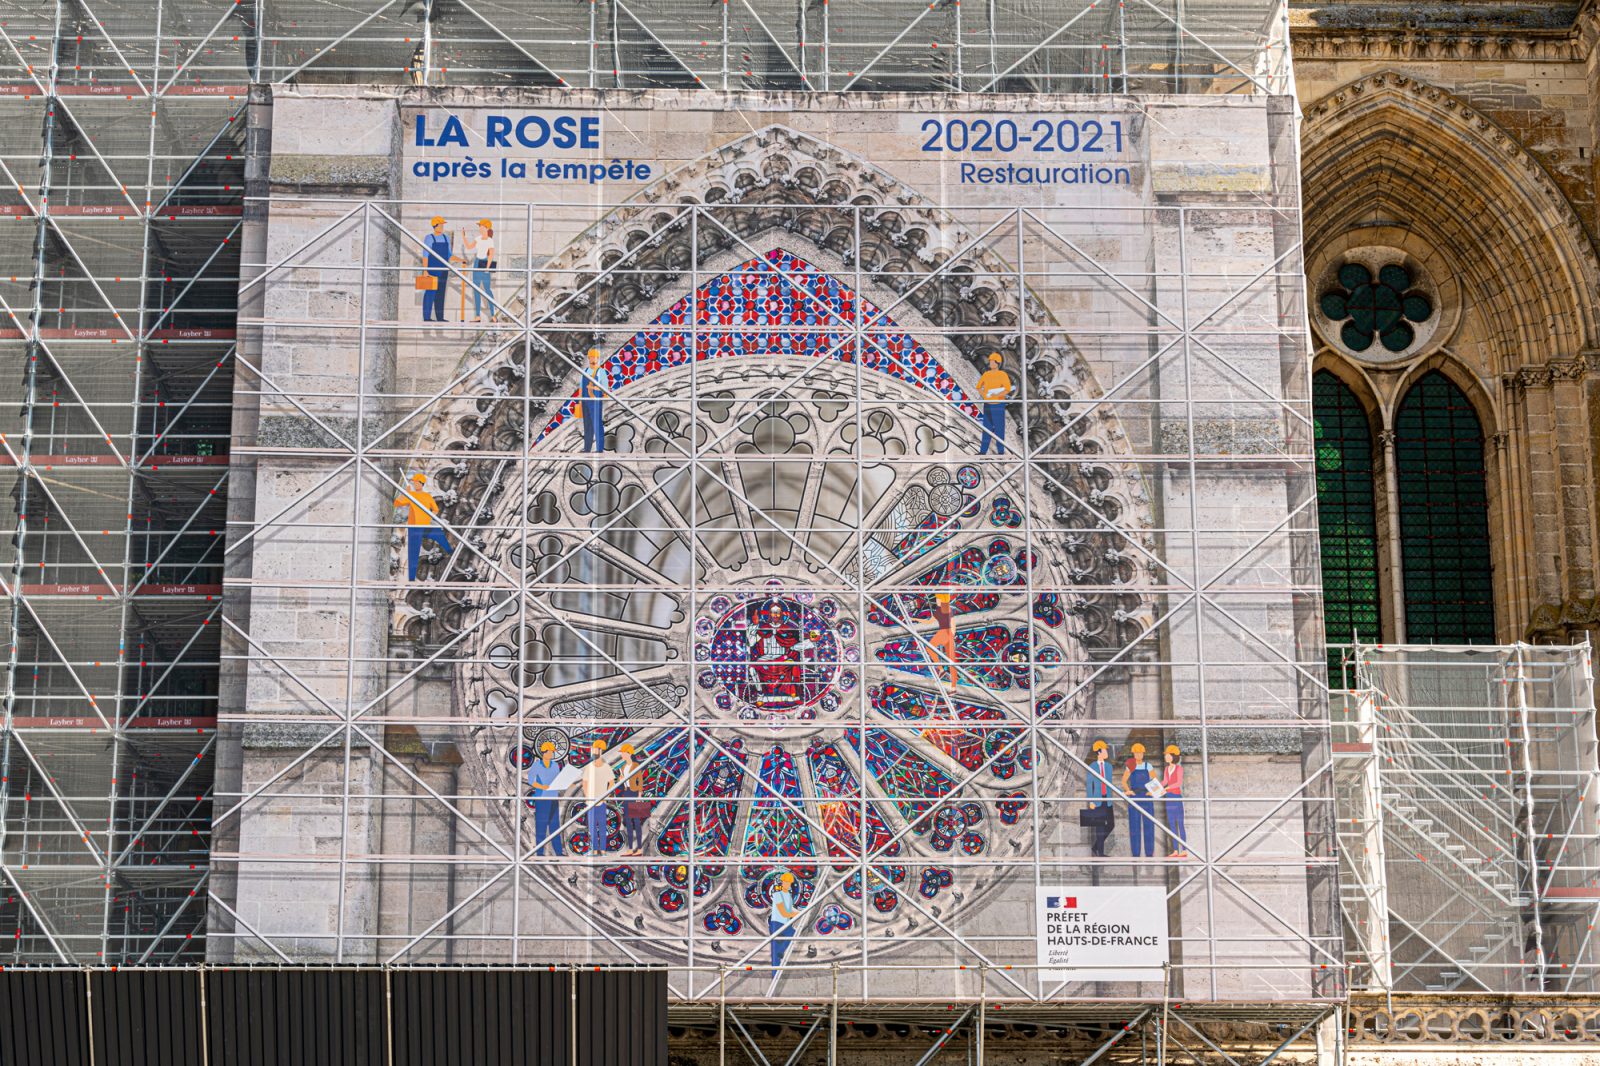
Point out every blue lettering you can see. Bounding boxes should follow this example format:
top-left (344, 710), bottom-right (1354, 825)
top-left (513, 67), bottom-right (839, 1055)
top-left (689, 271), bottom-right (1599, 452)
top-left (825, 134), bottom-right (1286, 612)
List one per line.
top-left (414, 114), bottom-right (435, 147)
top-left (436, 114), bottom-right (469, 147)
top-left (485, 115), bottom-right (511, 147)
top-left (516, 115), bottom-right (552, 148)
top-left (552, 115), bottom-right (579, 149)
top-left (580, 116), bottom-right (600, 149)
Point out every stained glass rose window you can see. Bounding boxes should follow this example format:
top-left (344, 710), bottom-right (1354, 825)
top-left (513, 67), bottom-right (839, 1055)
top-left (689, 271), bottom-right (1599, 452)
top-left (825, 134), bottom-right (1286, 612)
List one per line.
top-left (1320, 263), bottom-right (1432, 355)
top-left (461, 250), bottom-right (1089, 964)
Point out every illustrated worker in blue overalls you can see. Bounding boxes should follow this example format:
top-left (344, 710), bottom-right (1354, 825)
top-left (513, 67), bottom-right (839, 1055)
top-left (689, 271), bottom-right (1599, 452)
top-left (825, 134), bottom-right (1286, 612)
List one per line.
top-left (579, 347), bottom-right (611, 453)
top-left (976, 352), bottom-right (1014, 455)
top-left (393, 472), bottom-right (452, 580)
top-left (1122, 742), bottom-right (1158, 858)
top-left (422, 215), bottom-right (454, 323)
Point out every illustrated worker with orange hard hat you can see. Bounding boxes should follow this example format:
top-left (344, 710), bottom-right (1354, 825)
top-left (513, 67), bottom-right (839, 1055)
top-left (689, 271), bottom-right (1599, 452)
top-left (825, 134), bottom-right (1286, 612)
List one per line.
top-left (769, 871), bottom-right (801, 973)
top-left (525, 740), bottom-right (567, 857)
top-left (421, 215), bottom-right (457, 323)
top-left (975, 351), bottom-right (1014, 455)
top-left (394, 472), bottom-right (452, 580)
top-left (1122, 741), bottom-right (1159, 858)
top-left (928, 591), bottom-right (959, 684)
top-left (579, 347), bottom-right (611, 453)
top-left (1162, 744), bottom-right (1187, 858)
top-left (1083, 739), bottom-right (1117, 857)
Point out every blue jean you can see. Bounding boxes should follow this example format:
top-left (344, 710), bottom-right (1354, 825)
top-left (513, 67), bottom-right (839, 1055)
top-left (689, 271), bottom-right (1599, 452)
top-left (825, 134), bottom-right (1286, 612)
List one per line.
top-left (1129, 799), bottom-right (1155, 857)
top-left (586, 802), bottom-right (609, 853)
top-left (978, 403), bottom-right (1006, 454)
top-left (422, 271), bottom-right (449, 320)
top-left (1165, 798), bottom-right (1185, 851)
top-left (471, 269), bottom-right (494, 319)
top-left (582, 399), bottom-right (605, 452)
top-left (770, 917), bottom-right (793, 971)
top-left (532, 798), bottom-right (565, 856)
top-left (406, 526), bottom-right (452, 580)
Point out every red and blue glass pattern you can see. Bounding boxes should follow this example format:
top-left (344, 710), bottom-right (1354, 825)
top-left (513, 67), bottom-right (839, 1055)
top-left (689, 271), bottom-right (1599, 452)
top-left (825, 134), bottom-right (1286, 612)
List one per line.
top-left (537, 249), bottom-right (980, 441)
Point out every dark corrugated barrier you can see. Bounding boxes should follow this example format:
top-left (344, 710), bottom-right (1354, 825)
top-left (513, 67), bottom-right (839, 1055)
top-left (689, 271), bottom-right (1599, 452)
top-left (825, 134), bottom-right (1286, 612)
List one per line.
top-left (391, 969), bottom-right (569, 1066)
top-left (207, 969), bottom-right (386, 1066)
top-left (576, 970), bottom-right (667, 1066)
top-left (0, 969), bottom-right (665, 1066)
top-left (91, 970), bottom-right (204, 1066)
top-left (0, 969), bottom-right (88, 1066)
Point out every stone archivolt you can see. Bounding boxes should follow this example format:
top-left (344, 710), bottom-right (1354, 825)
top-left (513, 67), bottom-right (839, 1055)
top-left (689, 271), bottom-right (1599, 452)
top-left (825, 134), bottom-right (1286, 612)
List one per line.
top-left (1302, 64), bottom-right (1600, 648)
top-left (1303, 71), bottom-right (1600, 375)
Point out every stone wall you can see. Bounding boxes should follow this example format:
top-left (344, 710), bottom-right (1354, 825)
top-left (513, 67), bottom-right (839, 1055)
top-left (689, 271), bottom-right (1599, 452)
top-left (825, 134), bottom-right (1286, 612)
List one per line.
top-left (1292, 2), bottom-right (1600, 646)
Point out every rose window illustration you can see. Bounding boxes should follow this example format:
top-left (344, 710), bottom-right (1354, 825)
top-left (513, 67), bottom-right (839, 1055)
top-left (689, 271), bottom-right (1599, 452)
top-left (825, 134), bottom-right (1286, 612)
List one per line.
top-left (1319, 262), bottom-right (1433, 355)
top-left (459, 249), bottom-right (1089, 963)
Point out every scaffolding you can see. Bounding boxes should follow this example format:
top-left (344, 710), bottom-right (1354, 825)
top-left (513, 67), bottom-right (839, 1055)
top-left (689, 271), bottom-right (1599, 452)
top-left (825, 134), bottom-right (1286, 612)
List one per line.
top-left (1334, 641), bottom-right (1600, 995)
top-left (0, 0), bottom-right (1311, 992)
top-left (191, 47), bottom-right (1339, 1015)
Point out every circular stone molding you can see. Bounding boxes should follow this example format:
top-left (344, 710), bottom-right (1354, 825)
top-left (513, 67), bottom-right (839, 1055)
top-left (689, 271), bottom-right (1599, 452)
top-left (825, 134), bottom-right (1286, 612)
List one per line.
top-left (1312, 248), bottom-right (1442, 363)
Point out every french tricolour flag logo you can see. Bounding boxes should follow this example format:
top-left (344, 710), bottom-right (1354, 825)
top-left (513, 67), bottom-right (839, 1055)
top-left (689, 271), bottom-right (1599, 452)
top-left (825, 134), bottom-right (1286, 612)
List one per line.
top-left (1047, 896), bottom-right (1077, 909)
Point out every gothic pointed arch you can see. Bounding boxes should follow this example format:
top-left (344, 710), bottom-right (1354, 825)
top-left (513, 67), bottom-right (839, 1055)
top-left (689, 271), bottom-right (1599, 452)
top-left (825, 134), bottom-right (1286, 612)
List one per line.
top-left (1302, 71), bottom-right (1600, 370)
top-left (1393, 370), bottom-right (1495, 644)
top-left (1312, 368), bottom-right (1381, 671)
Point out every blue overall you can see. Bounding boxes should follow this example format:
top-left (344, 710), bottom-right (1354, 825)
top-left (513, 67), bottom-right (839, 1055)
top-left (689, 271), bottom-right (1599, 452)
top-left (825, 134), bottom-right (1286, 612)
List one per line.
top-left (1127, 760), bottom-right (1156, 857)
top-left (978, 403), bottom-right (1006, 454)
top-left (580, 367), bottom-right (610, 453)
top-left (586, 802), bottom-right (609, 853)
top-left (406, 526), bottom-right (452, 580)
top-left (422, 232), bottom-right (451, 321)
top-left (1165, 775), bottom-right (1185, 852)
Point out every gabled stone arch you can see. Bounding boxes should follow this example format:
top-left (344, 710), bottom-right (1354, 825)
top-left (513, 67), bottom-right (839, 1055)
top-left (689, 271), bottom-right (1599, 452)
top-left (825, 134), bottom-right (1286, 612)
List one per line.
top-left (1302, 71), bottom-right (1600, 371)
top-left (399, 125), bottom-right (1154, 652)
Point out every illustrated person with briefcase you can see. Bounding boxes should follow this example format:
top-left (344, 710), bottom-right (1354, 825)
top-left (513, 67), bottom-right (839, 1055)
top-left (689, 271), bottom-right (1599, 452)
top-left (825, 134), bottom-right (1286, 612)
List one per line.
top-left (1081, 738), bottom-right (1116, 856)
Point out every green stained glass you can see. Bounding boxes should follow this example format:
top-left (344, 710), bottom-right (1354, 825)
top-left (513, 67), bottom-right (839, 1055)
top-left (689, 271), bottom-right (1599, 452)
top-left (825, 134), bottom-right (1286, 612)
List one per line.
top-left (1313, 370), bottom-right (1380, 680)
top-left (1319, 260), bottom-right (1432, 355)
top-left (1394, 371), bottom-right (1495, 644)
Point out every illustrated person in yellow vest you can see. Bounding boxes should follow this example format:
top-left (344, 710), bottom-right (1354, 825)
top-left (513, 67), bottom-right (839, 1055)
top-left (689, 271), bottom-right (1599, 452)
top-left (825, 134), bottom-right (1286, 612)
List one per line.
top-left (579, 347), bottom-right (611, 453)
top-left (394, 472), bottom-right (452, 580)
top-left (976, 352), bottom-right (1014, 455)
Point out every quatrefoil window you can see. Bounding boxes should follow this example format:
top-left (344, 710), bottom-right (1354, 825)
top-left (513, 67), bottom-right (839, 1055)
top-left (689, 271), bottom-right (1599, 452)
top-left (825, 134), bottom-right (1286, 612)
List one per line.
top-left (1320, 263), bottom-right (1433, 354)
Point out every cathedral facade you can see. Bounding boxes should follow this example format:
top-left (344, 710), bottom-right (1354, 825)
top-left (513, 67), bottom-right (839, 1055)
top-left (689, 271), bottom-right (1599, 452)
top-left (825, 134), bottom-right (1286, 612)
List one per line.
top-left (1293, 1), bottom-right (1600, 653)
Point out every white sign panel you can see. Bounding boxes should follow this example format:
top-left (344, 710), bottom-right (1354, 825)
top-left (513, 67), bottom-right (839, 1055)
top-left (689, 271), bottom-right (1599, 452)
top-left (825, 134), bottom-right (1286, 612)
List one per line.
top-left (1037, 887), bottom-right (1169, 983)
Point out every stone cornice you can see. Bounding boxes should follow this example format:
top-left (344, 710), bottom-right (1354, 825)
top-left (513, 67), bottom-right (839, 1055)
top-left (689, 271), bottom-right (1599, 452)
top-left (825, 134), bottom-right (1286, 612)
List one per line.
top-left (1293, 0), bottom-right (1600, 62)
top-left (1293, 29), bottom-right (1581, 63)
top-left (1527, 594), bottom-right (1600, 639)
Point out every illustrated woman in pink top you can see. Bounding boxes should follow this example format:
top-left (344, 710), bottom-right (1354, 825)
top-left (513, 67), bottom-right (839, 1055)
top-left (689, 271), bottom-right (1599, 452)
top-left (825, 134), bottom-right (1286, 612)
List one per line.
top-left (1163, 744), bottom-right (1186, 858)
